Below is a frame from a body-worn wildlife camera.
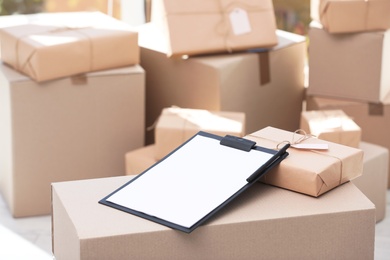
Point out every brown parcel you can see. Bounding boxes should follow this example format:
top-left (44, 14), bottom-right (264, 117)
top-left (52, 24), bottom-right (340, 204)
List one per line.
top-left (308, 21), bottom-right (390, 103)
top-left (300, 109), bottom-right (361, 148)
top-left (0, 12), bottom-right (139, 82)
top-left (306, 94), bottom-right (390, 188)
top-left (52, 176), bottom-right (375, 260)
top-left (311, 0), bottom-right (390, 34)
top-left (125, 140), bottom-right (388, 223)
top-left (139, 26), bottom-right (306, 144)
top-left (150, 0), bottom-right (278, 57)
top-left (353, 142), bottom-right (388, 222)
top-left (155, 107), bottom-right (245, 160)
top-left (0, 63), bottom-right (145, 217)
top-left (245, 126), bottom-right (364, 197)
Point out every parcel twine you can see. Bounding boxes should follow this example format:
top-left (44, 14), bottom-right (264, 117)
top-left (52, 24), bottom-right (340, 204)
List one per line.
top-left (162, 0), bottom-right (271, 54)
top-left (14, 26), bottom-right (94, 79)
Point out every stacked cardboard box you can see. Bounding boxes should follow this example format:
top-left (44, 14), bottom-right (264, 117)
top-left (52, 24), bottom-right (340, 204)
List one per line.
top-left (0, 12), bottom-right (145, 217)
top-left (139, 23), bottom-right (307, 144)
top-left (307, 0), bottom-right (390, 190)
top-left (125, 107), bottom-right (246, 175)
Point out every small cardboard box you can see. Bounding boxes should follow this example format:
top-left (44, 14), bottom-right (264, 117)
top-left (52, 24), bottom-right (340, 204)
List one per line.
top-left (300, 109), bottom-right (361, 148)
top-left (0, 63), bottom-right (145, 217)
top-left (125, 145), bottom-right (157, 175)
top-left (150, 0), bottom-right (278, 57)
top-left (52, 176), bottom-right (375, 260)
top-left (0, 12), bottom-right (139, 82)
top-left (306, 94), bottom-right (390, 188)
top-left (311, 0), bottom-right (390, 34)
top-left (139, 25), bottom-right (306, 144)
top-left (245, 126), bottom-right (364, 197)
top-left (155, 107), bottom-right (246, 160)
top-left (353, 142), bottom-right (388, 222)
top-left (307, 21), bottom-right (390, 103)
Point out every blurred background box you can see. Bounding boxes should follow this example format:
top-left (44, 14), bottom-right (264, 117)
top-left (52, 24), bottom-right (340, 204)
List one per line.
top-left (139, 24), bottom-right (306, 144)
top-left (306, 94), bottom-right (390, 188)
top-left (308, 21), bottom-right (390, 103)
top-left (125, 145), bottom-right (157, 175)
top-left (0, 64), bottom-right (145, 217)
top-left (300, 109), bottom-right (361, 148)
top-left (155, 107), bottom-right (245, 160)
top-left (0, 11), bottom-right (139, 82)
top-left (311, 0), bottom-right (390, 34)
top-left (150, 0), bottom-right (278, 57)
top-left (353, 142), bottom-right (389, 222)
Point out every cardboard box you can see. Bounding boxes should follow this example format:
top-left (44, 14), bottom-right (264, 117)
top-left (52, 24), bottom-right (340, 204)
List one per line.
top-left (307, 21), bottom-right (390, 103)
top-left (150, 0), bottom-right (278, 57)
top-left (306, 94), bottom-right (390, 188)
top-left (155, 107), bottom-right (246, 159)
top-left (311, 0), bottom-right (390, 34)
top-left (0, 63), bottom-right (145, 217)
top-left (245, 126), bottom-right (364, 197)
top-left (353, 142), bottom-right (388, 222)
top-left (45, 0), bottom-right (122, 20)
top-left (139, 25), bottom-right (306, 144)
top-left (52, 176), bottom-right (375, 260)
top-left (125, 144), bottom-right (157, 175)
top-left (0, 12), bottom-right (139, 82)
top-left (300, 109), bottom-right (361, 148)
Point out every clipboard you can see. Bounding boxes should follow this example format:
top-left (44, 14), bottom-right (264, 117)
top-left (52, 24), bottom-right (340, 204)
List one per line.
top-left (99, 131), bottom-right (289, 233)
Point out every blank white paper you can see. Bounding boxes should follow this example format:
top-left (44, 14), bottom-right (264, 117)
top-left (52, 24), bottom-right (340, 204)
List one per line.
top-left (107, 135), bottom-right (273, 228)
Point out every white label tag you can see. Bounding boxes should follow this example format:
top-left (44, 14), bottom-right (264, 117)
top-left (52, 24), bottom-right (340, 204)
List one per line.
top-left (229, 8), bottom-right (251, 35)
top-left (291, 143), bottom-right (329, 150)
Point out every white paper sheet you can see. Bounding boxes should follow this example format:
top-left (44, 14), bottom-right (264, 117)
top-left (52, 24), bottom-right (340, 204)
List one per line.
top-left (107, 135), bottom-right (273, 228)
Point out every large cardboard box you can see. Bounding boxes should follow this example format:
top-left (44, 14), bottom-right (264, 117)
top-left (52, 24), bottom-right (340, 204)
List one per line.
top-left (300, 109), bottom-right (361, 148)
top-left (306, 94), bottom-right (390, 188)
top-left (0, 63), bottom-right (145, 217)
top-left (311, 0), bottom-right (390, 34)
top-left (139, 25), bottom-right (306, 144)
top-left (52, 176), bottom-right (375, 260)
top-left (353, 142), bottom-right (388, 222)
top-left (307, 21), bottom-right (390, 103)
top-left (150, 0), bottom-right (278, 57)
top-left (245, 126), bottom-right (364, 197)
top-left (155, 107), bottom-right (246, 159)
top-left (0, 12), bottom-right (139, 82)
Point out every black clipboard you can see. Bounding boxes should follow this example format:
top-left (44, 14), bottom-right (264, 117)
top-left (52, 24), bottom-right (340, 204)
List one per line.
top-left (99, 131), bottom-right (289, 233)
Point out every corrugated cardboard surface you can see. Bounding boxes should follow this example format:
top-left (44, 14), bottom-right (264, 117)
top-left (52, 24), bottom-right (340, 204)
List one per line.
top-left (139, 25), bottom-right (306, 144)
top-left (52, 176), bottom-right (375, 260)
top-left (308, 21), bottom-right (390, 103)
top-left (306, 94), bottom-right (390, 188)
top-left (353, 141), bottom-right (389, 222)
top-left (311, 0), bottom-right (390, 33)
top-left (300, 109), bottom-right (361, 148)
top-left (245, 126), bottom-right (364, 197)
top-left (0, 63), bottom-right (145, 217)
top-left (155, 107), bottom-right (245, 160)
top-left (150, 0), bottom-right (278, 56)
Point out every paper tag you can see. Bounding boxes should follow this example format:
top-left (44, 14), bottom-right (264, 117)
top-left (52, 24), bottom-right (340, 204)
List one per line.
top-left (229, 8), bottom-right (251, 35)
top-left (291, 143), bottom-right (329, 150)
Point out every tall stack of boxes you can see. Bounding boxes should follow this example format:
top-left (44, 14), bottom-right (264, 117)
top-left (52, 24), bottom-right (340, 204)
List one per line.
top-left (0, 12), bottom-right (145, 217)
top-left (306, 0), bottom-right (389, 221)
top-left (139, 0), bottom-right (307, 144)
top-left (0, 1), bottom-right (385, 259)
